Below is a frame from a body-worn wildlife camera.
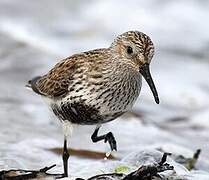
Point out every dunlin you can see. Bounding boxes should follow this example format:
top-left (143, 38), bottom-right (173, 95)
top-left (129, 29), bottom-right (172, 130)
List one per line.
top-left (27, 31), bottom-right (159, 177)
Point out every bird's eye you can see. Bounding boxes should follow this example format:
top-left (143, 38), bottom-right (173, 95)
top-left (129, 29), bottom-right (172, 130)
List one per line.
top-left (127, 46), bottom-right (133, 54)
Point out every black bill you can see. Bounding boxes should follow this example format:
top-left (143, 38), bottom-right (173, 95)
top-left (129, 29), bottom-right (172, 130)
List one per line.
top-left (139, 63), bottom-right (160, 104)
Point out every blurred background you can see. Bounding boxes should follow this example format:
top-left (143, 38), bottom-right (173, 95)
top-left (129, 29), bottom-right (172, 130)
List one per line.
top-left (0, 0), bottom-right (209, 178)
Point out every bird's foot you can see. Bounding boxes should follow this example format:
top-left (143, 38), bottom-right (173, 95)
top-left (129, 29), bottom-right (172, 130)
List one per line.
top-left (104, 132), bottom-right (117, 151)
top-left (91, 127), bottom-right (117, 152)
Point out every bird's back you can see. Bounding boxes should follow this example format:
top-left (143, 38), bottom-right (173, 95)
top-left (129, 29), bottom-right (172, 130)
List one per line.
top-left (28, 48), bottom-right (109, 98)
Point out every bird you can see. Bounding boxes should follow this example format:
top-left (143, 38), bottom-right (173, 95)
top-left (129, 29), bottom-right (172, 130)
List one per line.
top-left (27, 31), bottom-right (159, 177)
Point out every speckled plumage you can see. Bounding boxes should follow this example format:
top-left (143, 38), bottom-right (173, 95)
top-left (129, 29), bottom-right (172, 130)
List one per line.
top-left (27, 31), bottom-right (159, 177)
top-left (28, 31), bottom-right (158, 125)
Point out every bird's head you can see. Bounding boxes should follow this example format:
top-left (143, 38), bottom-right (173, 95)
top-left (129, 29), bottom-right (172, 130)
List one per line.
top-left (110, 31), bottom-right (159, 104)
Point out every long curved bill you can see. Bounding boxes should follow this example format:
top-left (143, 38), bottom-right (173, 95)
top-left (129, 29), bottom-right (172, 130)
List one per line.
top-left (139, 63), bottom-right (160, 104)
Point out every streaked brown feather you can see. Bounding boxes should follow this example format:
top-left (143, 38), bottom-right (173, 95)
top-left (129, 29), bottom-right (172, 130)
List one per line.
top-left (32, 49), bottom-right (108, 98)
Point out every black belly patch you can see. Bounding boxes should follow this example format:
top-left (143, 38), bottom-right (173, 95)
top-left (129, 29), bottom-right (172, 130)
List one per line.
top-left (52, 102), bottom-right (104, 125)
top-left (51, 102), bottom-right (124, 125)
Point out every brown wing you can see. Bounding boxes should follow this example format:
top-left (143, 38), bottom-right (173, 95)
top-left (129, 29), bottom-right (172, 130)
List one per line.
top-left (29, 48), bottom-right (108, 98)
top-left (31, 56), bottom-right (84, 98)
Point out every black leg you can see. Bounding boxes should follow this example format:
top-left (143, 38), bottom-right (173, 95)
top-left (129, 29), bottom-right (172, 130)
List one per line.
top-left (91, 126), bottom-right (117, 151)
top-left (62, 138), bottom-right (69, 177)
